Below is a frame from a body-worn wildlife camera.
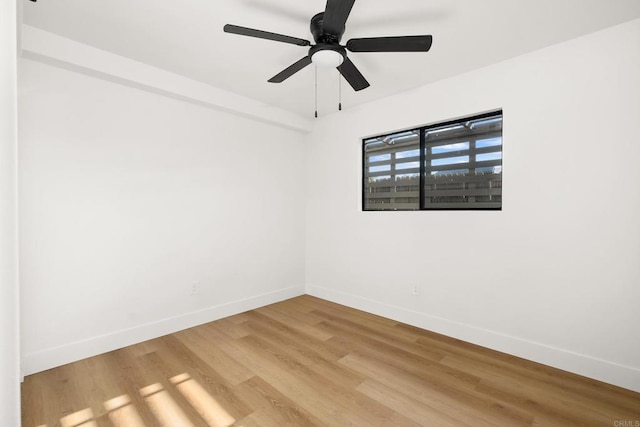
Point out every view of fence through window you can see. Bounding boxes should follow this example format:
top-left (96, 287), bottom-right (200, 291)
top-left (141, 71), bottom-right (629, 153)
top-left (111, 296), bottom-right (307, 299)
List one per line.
top-left (363, 111), bottom-right (503, 210)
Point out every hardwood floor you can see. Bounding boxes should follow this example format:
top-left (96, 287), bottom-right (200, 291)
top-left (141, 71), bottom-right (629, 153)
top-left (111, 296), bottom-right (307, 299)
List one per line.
top-left (21, 295), bottom-right (640, 426)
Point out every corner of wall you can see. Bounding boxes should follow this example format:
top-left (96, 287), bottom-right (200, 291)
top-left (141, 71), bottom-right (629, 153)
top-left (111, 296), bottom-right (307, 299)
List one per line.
top-left (23, 285), bottom-right (305, 375)
top-left (307, 285), bottom-right (640, 393)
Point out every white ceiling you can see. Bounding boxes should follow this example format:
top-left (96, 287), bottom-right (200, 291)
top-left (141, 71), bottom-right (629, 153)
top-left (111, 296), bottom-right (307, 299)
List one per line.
top-left (22, 0), bottom-right (640, 119)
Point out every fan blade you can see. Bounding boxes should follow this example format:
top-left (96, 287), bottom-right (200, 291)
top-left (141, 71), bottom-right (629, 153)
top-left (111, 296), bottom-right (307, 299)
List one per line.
top-left (322, 0), bottom-right (356, 36)
top-left (268, 56), bottom-right (312, 83)
top-left (346, 35), bottom-right (433, 52)
top-left (338, 57), bottom-right (369, 91)
top-left (224, 24), bottom-right (310, 46)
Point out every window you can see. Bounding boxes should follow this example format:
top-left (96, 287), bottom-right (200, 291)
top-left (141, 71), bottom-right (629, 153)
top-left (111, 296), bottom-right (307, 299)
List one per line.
top-left (363, 111), bottom-right (503, 211)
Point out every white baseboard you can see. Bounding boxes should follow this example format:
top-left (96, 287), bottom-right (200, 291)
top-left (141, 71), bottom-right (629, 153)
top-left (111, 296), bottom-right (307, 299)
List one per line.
top-left (307, 285), bottom-right (640, 393)
top-left (22, 286), bottom-right (304, 375)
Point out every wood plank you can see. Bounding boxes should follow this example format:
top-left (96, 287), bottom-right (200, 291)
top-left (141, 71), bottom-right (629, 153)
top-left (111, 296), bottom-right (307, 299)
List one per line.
top-left (340, 352), bottom-right (534, 426)
top-left (245, 310), bottom-right (350, 362)
top-left (174, 327), bottom-right (255, 386)
top-left (237, 333), bottom-right (392, 426)
top-left (255, 305), bottom-right (335, 340)
top-left (204, 324), bottom-right (373, 426)
top-left (20, 374), bottom-right (45, 427)
top-left (357, 379), bottom-right (468, 426)
top-left (150, 335), bottom-right (254, 422)
top-left (233, 376), bottom-right (324, 426)
top-left (21, 295), bottom-right (640, 427)
top-left (103, 347), bottom-right (179, 426)
top-left (312, 310), bottom-right (446, 362)
top-left (241, 318), bottom-right (365, 390)
top-left (381, 411), bottom-right (428, 427)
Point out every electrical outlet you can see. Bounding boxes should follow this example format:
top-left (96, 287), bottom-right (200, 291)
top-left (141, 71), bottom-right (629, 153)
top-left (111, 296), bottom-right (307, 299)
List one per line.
top-left (190, 282), bottom-right (200, 295)
top-left (412, 285), bottom-right (420, 296)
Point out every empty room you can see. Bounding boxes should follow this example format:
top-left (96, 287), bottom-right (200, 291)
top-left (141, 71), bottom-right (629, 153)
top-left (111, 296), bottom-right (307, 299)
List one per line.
top-left (2, 0), bottom-right (640, 425)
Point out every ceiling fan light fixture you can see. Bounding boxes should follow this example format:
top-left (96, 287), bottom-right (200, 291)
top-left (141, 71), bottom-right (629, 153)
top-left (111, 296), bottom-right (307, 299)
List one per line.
top-left (311, 49), bottom-right (344, 68)
top-left (224, 0), bottom-right (432, 93)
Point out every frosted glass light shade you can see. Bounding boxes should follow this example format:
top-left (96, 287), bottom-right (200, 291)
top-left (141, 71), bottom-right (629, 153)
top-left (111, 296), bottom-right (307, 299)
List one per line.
top-left (311, 49), bottom-right (344, 68)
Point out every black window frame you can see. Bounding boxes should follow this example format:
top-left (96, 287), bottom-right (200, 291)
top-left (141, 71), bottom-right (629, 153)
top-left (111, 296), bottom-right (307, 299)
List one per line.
top-left (362, 110), bottom-right (503, 212)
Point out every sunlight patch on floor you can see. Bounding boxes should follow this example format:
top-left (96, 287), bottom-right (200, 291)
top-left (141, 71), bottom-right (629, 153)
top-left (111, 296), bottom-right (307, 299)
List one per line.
top-left (59, 408), bottom-right (97, 427)
top-left (139, 382), bottom-right (195, 427)
top-left (171, 373), bottom-right (236, 427)
top-left (42, 371), bottom-right (237, 427)
top-left (103, 394), bottom-right (146, 427)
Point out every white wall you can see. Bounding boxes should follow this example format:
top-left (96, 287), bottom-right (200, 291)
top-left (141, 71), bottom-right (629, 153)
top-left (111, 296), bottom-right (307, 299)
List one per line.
top-left (19, 58), bottom-right (307, 374)
top-left (306, 19), bottom-right (640, 392)
top-left (0, 0), bottom-right (21, 425)
top-left (17, 14), bottom-right (640, 396)
top-left (20, 25), bottom-right (312, 134)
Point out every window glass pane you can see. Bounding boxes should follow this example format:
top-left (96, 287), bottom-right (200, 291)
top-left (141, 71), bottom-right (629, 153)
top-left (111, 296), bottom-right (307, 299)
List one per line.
top-left (470, 117), bottom-right (502, 130)
top-left (431, 169), bottom-right (469, 176)
top-left (476, 166), bottom-right (501, 174)
top-left (432, 142), bottom-right (469, 154)
top-left (396, 149), bottom-right (420, 159)
top-left (396, 161), bottom-right (420, 170)
top-left (424, 112), bottom-right (502, 210)
top-left (476, 152), bottom-right (502, 162)
top-left (432, 156), bottom-right (469, 166)
top-left (369, 165), bottom-right (391, 173)
top-left (396, 174), bottom-right (419, 181)
top-left (363, 110), bottom-right (502, 211)
top-left (476, 137), bottom-right (502, 148)
top-left (363, 129), bottom-right (420, 211)
top-left (369, 154), bottom-right (391, 162)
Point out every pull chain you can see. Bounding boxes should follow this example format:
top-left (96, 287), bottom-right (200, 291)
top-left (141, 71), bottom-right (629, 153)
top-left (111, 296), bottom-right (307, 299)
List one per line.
top-left (338, 71), bottom-right (342, 111)
top-left (314, 65), bottom-right (318, 118)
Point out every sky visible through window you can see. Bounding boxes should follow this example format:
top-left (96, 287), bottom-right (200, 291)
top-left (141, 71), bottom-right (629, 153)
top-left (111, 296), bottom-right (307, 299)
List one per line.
top-left (368, 137), bottom-right (502, 178)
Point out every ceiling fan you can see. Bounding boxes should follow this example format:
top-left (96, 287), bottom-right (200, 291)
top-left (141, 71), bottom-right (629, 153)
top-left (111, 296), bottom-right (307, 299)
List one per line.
top-left (223, 0), bottom-right (433, 92)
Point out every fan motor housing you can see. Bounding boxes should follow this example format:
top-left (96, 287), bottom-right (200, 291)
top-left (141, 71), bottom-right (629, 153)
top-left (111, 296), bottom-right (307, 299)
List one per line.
top-left (310, 12), bottom-right (342, 44)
